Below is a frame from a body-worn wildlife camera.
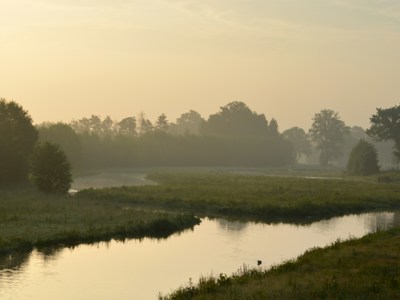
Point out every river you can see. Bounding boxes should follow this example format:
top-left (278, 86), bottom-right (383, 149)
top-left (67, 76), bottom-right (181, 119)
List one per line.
top-left (1, 212), bottom-right (399, 299)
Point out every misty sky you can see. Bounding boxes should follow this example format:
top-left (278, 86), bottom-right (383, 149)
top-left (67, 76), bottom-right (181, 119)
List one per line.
top-left (1, 0), bottom-right (399, 130)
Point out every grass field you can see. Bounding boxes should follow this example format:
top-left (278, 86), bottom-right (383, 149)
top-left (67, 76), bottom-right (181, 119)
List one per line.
top-left (77, 171), bottom-right (400, 222)
top-left (160, 226), bottom-right (400, 299)
top-left (0, 185), bottom-right (200, 254)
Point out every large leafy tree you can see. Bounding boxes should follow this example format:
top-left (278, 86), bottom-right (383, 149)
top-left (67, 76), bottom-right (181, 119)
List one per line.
top-left (30, 142), bottom-right (72, 194)
top-left (117, 117), bottom-right (137, 136)
top-left (282, 127), bottom-right (312, 161)
top-left (0, 98), bottom-right (38, 183)
top-left (367, 105), bottom-right (400, 161)
top-left (170, 110), bottom-right (205, 135)
top-left (309, 109), bottom-right (349, 166)
top-left (347, 139), bottom-right (379, 175)
top-left (203, 101), bottom-right (269, 136)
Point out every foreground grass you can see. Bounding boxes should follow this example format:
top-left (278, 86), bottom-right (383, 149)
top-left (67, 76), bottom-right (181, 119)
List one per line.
top-left (161, 227), bottom-right (400, 299)
top-left (77, 171), bottom-right (400, 221)
top-left (0, 186), bottom-right (200, 254)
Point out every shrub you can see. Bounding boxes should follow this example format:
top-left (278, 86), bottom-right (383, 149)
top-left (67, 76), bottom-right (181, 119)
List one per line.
top-left (30, 142), bottom-right (72, 194)
top-left (347, 139), bottom-right (379, 175)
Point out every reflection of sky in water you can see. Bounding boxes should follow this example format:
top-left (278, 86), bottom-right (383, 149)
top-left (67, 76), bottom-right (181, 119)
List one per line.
top-left (0, 212), bottom-right (399, 300)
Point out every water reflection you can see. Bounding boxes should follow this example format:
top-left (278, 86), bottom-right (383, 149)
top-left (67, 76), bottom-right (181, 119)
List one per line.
top-left (0, 252), bottom-right (31, 273)
top-left (365, 211), bottom-right (400, 231)
top-left (0, 211), bottom-right (399, 300)
top-left (216, 219), bottom-right (248, 233)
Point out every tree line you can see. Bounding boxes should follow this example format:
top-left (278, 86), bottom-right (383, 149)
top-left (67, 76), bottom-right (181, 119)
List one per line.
top-left (39, 101), bottom-right (294, 169)
top-left (1, 98), bottom-right (399, 192)
top-left (42, 101), bottom-right (398, 173)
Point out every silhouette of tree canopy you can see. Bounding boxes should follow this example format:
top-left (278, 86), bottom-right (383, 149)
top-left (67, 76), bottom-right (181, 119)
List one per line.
top-left (367, 105), bottom-right (400, 161)
top-left (30, 142), bottom-right (72, 194)
top-left (309, 109), bottom-right (349, 166)
top-left (117, 117), bottom-right (137, 136)
top-left (37, 123), bottom-right (82, 169)
top-left (0, 98), bottom-right (38, 183)
top-left (169, 110), bottom-right (205, 135)
top-left (202, 101), bottom-right (270, 136)
top-left (282, 127), bottom-right (312, 160)
top-left (347, 139), bottom-right (379, 175)
top-left (269, 118), bottom-right (280, 137)
top-left (155, 114), bottom-right (169, 131)
top-left (70, 115), bottom-right (117, 136)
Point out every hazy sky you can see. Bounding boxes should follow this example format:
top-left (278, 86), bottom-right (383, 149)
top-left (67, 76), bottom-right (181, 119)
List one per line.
top-left (1, 0), bottom-right (399, 130)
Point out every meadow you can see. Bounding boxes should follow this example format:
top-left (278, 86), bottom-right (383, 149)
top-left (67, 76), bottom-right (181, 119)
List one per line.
top-left (77, 171), bottom-right (400, 222)
top-left (0, 185), bottom-right (200, 254)
top-left (160, 226), bottom-right (400, 299)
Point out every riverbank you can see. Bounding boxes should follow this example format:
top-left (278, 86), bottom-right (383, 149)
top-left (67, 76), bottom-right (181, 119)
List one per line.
top-left (161, 226), bottom-right (400, 299)
top-left (0, 186), bottom-right (200, 254)
top-left (77, 171), bottom-right (400, 222)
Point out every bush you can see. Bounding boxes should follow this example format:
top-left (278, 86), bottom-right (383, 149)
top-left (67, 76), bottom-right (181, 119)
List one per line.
top-left (347, 139), bottom-right (379, 176)
top-left (30, 142), bottom-right (72, 194)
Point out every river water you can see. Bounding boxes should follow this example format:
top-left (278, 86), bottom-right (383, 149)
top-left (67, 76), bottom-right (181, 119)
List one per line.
top-left (1, 212), bottom-right (399, 300)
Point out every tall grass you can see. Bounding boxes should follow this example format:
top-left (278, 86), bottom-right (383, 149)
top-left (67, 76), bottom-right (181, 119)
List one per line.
top-left (77, 171), bottom-right (400, 221)
top-left (0, 185), bottom-right (200, 253)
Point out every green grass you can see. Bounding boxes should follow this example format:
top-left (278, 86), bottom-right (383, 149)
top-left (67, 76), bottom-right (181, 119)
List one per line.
top-left (0, 185), bottom-right (200, 253)
top-left (77, 171), bottom-right (400, 222)
top-left (160, 227), bottom-right (400, 299)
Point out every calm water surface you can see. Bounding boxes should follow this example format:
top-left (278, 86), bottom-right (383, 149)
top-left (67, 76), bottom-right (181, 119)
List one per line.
top-left (1, 212), bottom-right (399, 299)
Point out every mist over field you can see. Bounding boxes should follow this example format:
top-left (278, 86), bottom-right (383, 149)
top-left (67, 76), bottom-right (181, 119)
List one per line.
top-left (1, 1), bottom-right (400, 299)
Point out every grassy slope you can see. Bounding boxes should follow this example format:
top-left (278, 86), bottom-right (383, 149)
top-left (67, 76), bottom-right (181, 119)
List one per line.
top-left (162, 227), bottom-right (400, 299)
top-left (0, 186), bottom-right (200, 253)
top-left (77, 172), bottom-right (400, 221)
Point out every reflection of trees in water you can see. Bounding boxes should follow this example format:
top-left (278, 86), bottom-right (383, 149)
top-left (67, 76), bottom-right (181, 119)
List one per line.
top-left (216, 219), bottom-right (248, 235)
top-left (0, 251), bottom-right (31, 276)
top-left (0, 246), bottom-right (65, 280)
top-left (393, 211), bottom-right (400, 227)
top-left (365, 212), bottom-right (400, 232)
top-left (311, 217), bottom-right (338, 233)
top-left (36, 246), bottom-right (64, 262)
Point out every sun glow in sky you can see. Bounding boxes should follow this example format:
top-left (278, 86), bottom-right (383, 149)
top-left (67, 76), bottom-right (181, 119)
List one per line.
top-left (1, 0), bottom-right (399, 129)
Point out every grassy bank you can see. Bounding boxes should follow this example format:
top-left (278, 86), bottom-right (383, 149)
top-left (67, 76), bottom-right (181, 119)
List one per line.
top-left (161, 227), bottom-right (400, 299)
top-left (0, 186), bottom-right (200, 254)
top-left (77, 171), bottom-right (400, 221)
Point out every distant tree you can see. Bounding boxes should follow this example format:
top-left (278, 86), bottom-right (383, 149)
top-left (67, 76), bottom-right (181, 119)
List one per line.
top-left (0, 98), bottom-right (38, 183)
top-left (282, 127), bottom-right (312, 160)
top-left (101, 116), bottom-right (116, 136)
top-left (117, 117), bottom-right (137, 136)
top-left (70, 115), bottom-right (101, 134)
top-left (367, 105), bottom-right (400, 161)
top-left (309, 109), bottom-right (349, 166)
top-left (30, 142), bottom-right (72, 194)
top-left (269, 118), bottom-right (280, 137)
top-left (170, 110), bottom-right (205, 135)
top-left (137, 112), bottom-right (153, 135)
top-left (203, 101), bottom-right (269, 136)
top-left (155, 114), bottom-right (169, 131)
top-left (347, 139), bottom-right (379, 175)
top-left (37, 122), bottom-right (82, 169)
